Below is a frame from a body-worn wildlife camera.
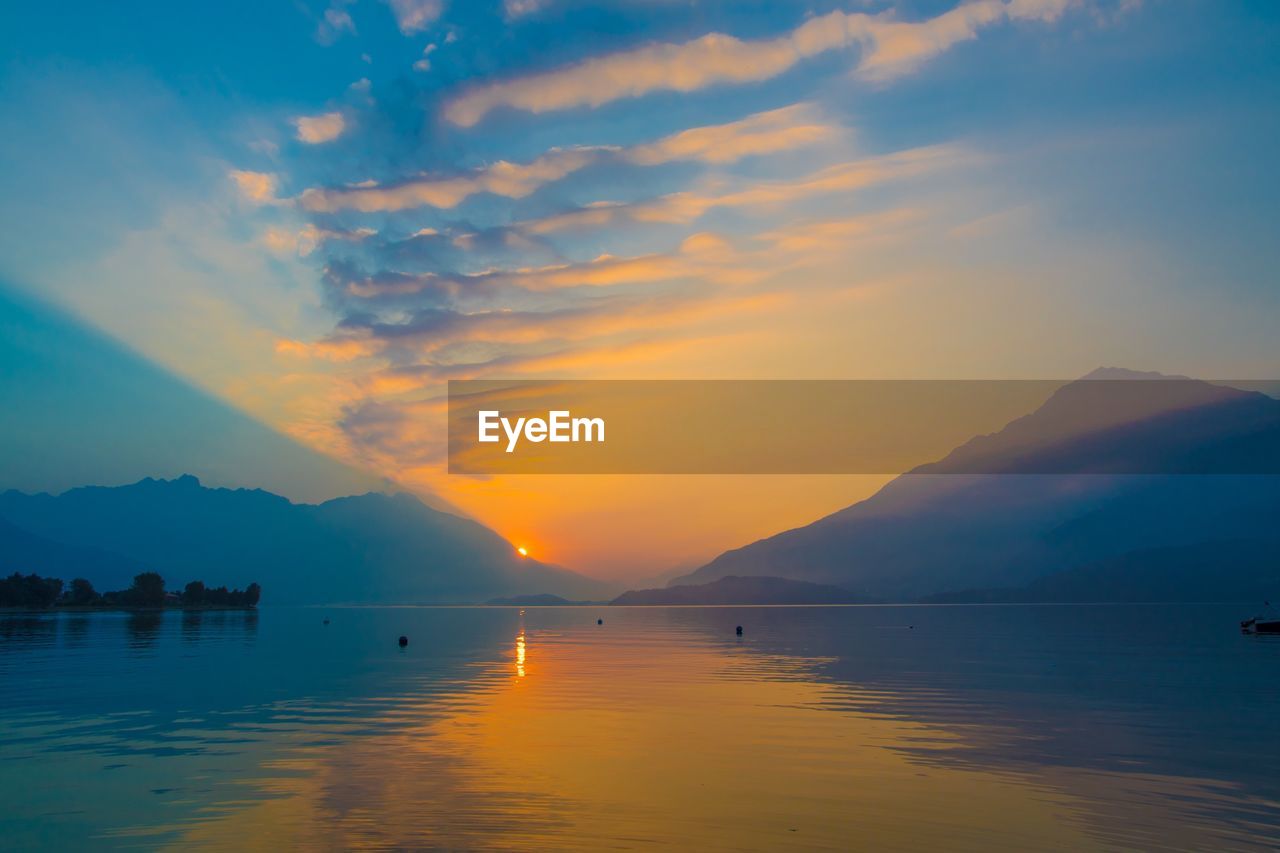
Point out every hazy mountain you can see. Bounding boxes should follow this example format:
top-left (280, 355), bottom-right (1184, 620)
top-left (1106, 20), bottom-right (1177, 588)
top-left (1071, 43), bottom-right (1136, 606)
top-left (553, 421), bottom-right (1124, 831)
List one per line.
top-left (613, 575), bottom-right (875, 606)
top-left (0, 516), bottom-right (142, 592)
top-left (923, 539), bottom-right (1280, 603)
top-left (485, 593), bottom-right (593, 606)
top-left (0, 475), bottom-right (614, 604)
top-left (677, 371), bottom-right (1280, 602)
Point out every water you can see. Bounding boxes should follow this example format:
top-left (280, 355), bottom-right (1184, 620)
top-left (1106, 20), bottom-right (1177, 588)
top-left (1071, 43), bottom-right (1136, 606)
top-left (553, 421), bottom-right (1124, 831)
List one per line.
top-left (1, 604), bottom-right (1277, 850)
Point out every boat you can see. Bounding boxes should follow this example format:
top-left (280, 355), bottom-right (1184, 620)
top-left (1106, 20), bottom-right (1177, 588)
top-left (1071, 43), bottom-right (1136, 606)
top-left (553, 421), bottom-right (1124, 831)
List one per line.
top-left (1241, 603), bottom-right (1280, 634)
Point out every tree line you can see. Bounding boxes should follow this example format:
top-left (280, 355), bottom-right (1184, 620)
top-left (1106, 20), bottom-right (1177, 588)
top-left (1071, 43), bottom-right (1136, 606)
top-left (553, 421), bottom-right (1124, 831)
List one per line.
top-left (0, 571), bottom-right (260, 609)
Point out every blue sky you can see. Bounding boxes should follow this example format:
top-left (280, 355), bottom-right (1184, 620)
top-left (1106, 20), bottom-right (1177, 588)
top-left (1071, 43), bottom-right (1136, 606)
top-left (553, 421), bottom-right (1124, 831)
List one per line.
top-left (1, 0), bottom-right (1278, 575)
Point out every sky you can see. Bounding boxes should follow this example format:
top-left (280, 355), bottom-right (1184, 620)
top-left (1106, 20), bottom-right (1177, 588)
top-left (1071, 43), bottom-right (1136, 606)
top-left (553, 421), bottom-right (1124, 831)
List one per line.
top-left (1, 0), bottom-right (1278, 580)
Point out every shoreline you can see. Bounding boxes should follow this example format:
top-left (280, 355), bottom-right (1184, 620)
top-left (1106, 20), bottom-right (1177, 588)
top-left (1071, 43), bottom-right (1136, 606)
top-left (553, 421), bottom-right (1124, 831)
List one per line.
top-left (1, 604), bottom-right (259, 614)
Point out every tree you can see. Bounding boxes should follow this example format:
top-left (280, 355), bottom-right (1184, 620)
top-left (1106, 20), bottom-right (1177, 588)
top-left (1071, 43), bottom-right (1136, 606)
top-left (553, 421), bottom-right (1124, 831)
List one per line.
top-left (244, 582), bottom-right (261, 607)
top-left (182, 580), bottom-right (205, 606)
top-left (127, 572), bottom-right (166, 607)
top-left (0, 572), bottom-right (63, 608)
top-left (67, 578), bottom-right (99, 606)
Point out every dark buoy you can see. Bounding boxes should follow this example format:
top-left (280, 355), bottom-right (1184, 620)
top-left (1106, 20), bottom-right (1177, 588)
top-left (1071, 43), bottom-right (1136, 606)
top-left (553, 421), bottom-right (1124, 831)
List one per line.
top-left (597, 618), bottom-right (603, 625)
top-left (735, 625), bottom-right (743, 636)
top-left (398, 635), bottom-right (409, 647)
top-left (323, 618), bottom-right (330, 625)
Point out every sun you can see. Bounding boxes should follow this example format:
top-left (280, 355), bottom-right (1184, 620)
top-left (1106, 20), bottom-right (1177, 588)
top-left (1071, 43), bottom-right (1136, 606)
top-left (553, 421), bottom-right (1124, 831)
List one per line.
top-left (517, 546), bottom-right (528, 557)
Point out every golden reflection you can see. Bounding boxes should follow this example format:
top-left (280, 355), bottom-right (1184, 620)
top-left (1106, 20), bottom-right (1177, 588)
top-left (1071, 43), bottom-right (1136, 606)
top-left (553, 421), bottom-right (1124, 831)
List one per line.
top-left (158, 619), bottom-right (1275, 851)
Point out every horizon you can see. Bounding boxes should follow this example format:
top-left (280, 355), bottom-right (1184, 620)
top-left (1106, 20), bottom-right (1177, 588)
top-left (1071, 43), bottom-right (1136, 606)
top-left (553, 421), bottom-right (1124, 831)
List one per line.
top-left (4, 366), bottom-right (1278, 592)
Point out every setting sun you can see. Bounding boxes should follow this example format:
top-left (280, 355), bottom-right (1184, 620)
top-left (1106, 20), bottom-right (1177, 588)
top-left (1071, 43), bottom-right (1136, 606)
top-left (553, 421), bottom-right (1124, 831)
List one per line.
top-left (517, 547), bottom-right (528, 557)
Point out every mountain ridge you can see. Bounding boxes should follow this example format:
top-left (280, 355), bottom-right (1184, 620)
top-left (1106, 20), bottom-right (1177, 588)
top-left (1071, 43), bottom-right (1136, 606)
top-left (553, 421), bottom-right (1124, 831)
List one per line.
top-left (675, 371), bottom-right (1280, 602)
top-left (0, 475), bottom-right (615, 604)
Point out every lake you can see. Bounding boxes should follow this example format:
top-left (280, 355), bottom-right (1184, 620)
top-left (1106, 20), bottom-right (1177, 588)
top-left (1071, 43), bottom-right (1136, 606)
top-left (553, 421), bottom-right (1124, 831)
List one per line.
top-left (1, 604), bottom-right (1278, 850)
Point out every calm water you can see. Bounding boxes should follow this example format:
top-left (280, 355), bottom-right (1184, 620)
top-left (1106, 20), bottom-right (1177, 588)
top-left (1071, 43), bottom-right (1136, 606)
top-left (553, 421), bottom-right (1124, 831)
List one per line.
top-left (1, 604), bottom-right (1278, 850)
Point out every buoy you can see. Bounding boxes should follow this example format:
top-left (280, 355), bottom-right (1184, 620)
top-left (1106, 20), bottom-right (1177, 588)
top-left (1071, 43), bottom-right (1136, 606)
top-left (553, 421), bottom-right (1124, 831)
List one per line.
top-left (597, 618), bottom-right (603, 625)
top-left (323, 618), bottom-right (330, 625)
top-left (735, 625), bottom-right (743, 636)
top-left (398, 635), bottom-right (408, 647)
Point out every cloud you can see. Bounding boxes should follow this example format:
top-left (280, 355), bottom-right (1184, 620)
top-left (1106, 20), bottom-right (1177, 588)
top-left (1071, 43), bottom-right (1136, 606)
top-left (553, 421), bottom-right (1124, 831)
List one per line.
top-left (755, 208), bottom-right (923, 254)
top-left (503, 0), bottom-right (547, 19)
top-left (277, 335), bottom-right (381, 362)
top-left (521, 144), bottom-right (962, 234)
top-left (856, 0), bottom-right (1072, 80)
top-left (624, 103), bottom-right (837, 166)
top-left (384, 0), bottom-right (443, 35)
top-left (293, 111), bottom-right (347, 144)
top-left (292, 287), bottom-right (780, 380)
top-left (320, 231), bottom-right (753, 310)
top-left (316, 5), bottom-right (357, 45)
top-left (301, 146), bottom-right (603, 213)
top-left (443, 0), bottom-right (1075, 126)
top-left (414, 43), bottom-right (438, 73)
top-left (229, 169), bottom-right (279, 204)
top-left (284, 202), bottom-right (920, 387)
top-left (262, 224), bottom-right (376, 256)
top-left (299, 104), bottom-right (839, 213)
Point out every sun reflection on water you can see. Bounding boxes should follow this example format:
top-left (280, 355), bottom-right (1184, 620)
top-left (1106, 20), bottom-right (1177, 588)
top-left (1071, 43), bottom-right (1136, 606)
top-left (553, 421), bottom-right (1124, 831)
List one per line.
top-left (62, 607), bottom-right (1278, 852)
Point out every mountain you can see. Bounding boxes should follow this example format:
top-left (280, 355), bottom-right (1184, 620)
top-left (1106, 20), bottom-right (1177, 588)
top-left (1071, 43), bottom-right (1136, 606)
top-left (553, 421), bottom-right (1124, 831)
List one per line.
top-left (0, 475), bottom-right (614, 604)
top-left (612, 575), bottom-right (875, 606)
top-left (0, 516), bottom-right (143, 592)
top-left (676, 371), bottom-right (1280, 602)
top-left (485, 593), bottom-right (593, 606)
top-left (923, 539), bottom-right (1280, 603)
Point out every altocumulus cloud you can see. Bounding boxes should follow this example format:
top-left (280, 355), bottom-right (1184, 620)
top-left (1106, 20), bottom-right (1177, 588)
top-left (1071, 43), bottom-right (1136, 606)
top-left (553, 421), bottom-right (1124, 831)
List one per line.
top-left (293, 111), bottom-right (347, 144)
top-left (385, 0), bottom-right (444, 35)
top-left (298, 103), bottom-right (841, 213)
top-left (229, 169), bottom-right (279, 204)
top-left (443, 0), bottom-right (1075, 126)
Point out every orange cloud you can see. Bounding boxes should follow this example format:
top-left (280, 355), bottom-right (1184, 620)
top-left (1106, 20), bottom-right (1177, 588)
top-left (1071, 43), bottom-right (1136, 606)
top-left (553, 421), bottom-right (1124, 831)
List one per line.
top-left (293, 111), bottom-right (347, 144)
top-left (300, 147), bottom-right (603, 213)
top-left (277, 336), bottom-right (382, 362)
top-left (229, 169), bottom-right (279, 204)
top-left (523, 144), bottom-right (964, 234)
top-left (443, 1), bottom-right (1075, 126)
top-left (299, 104), bottom-right (840, 213)
top-left (623, 103), bottom-right (838, 166)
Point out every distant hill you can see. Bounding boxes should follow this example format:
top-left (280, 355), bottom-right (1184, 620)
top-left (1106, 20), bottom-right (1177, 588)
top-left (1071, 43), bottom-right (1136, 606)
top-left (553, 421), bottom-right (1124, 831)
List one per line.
top-left (612, 575), bottom-right (875, 606)
top-left (923, 539), bottom-right (1280, 603)
top-left (485, 593), bottom-right (594, 606)
top-left (0, 476), bottom-right (615, 604)
top-left (677, 371), bottom-right (1280, 602)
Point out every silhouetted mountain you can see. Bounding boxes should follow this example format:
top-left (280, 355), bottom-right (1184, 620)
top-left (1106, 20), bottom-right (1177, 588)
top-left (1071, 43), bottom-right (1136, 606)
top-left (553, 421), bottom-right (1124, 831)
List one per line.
top-left (0, 516), bottom-right (142, 592)
top-left (612, 575), bottom-right (875, 605)
top-left (678, 372), bottom-right (1280, 602)
top-left (0, 476), bottom-right (614, 604)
